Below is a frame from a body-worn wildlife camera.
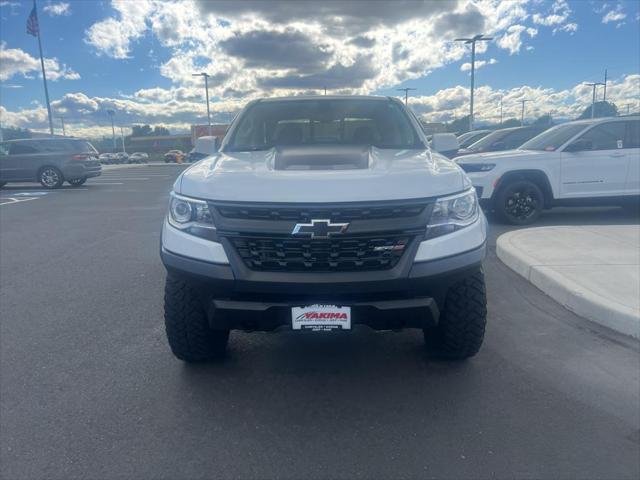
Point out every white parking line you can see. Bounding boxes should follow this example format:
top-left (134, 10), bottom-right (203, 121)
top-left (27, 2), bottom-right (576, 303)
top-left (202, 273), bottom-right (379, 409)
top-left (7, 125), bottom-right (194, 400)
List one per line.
top-left (0, 197), bottom-right (38, 206)
top-left (91, 177), bottom-right (150, 181)
top-left (88, 182), bottom-right (124, 185)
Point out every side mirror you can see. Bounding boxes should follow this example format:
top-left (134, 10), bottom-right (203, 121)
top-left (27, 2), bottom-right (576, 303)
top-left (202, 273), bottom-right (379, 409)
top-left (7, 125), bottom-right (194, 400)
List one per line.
top-left (564, 139), bottom-right (592, 152)
top-left (431, 133), bottom-right (460, 157)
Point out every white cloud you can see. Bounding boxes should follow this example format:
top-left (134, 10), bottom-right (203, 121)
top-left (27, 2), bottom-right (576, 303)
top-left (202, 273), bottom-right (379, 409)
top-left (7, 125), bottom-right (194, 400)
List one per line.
top-left (460, 58), bottom-right (497, 72)
top-left (0, 42), bottom-right (80, 81)
top-left (496, 25), bottom-right (531, 55)
top-left (602, 9), bottom-right (627, 23)
top-left (3, 75), bottom-right (638, 136)
top-left (84, 0), bottom-right (154, 59)
top-left (79, 0), bottom-right (578, 99)
top-left (410, 74), bottom-right (640, 124)
top-left (43, 2), bottom-right (71, 16)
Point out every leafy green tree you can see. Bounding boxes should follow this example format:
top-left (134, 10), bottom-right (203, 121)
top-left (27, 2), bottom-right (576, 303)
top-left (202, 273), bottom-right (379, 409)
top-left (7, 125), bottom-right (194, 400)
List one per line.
top-left (446, 115), bottom-right (471, 133)
top-left (500, 118), bottom-right (521, 128)
top-left (1, 127), bottom-right (32, 140)
top-left (153, 126), bottom-right (170, 136)
top-left (577, 101), bottom-right (618, 120)
top-left (533, 114), bottom-right (554, 126)
top-left (131, 125), bottom-right (153, 137)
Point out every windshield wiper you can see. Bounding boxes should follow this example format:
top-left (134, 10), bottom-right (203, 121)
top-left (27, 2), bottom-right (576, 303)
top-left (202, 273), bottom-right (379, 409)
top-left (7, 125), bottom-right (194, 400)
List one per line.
top-left (227, 145), bottom-right (272, 152)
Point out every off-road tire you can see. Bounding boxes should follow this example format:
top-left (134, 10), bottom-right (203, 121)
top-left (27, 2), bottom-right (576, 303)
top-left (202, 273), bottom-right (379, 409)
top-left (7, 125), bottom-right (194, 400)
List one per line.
top-left (427, 270), bottom-right (487, 359)
top-left (164, 274), bottom-right (229, 362)
top-left (495, 179), bottom-right (544, 225)
top-left (68, 177), bottom-right (87, 186)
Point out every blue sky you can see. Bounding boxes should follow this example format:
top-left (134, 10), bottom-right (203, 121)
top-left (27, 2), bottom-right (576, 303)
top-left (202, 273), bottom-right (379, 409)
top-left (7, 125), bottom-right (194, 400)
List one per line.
top-left (0, 0), bottom-right (639, 136)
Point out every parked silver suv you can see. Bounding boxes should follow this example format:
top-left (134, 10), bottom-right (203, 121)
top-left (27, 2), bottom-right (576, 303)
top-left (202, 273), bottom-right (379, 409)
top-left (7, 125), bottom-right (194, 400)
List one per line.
top-left (0, 138), bottom-right (102, 188)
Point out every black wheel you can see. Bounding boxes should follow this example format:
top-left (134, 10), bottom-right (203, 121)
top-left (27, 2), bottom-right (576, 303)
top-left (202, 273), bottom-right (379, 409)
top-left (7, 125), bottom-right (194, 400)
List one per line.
top-left (426, 270), bottom-right (487, 359)
top-left (164, 274), bottom-right (229, 362)
top-left (68, 177), bottom-right (87, 186)
top-left (39, 166), bottom-right (64, 189)
top-left (495, 180), bottom-right (544, 225)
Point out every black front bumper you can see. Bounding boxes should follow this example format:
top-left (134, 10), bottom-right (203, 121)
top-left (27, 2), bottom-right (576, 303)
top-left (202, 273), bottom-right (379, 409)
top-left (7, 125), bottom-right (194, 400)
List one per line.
top-left (160, 244), bottom-right (485, 332)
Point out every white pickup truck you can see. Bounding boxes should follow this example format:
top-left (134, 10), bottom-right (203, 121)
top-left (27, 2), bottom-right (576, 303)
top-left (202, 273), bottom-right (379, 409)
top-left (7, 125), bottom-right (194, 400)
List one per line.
top-left (455, 116), bottom-right (640, 224)
top-left (160, 96), bottom-right (487, 362)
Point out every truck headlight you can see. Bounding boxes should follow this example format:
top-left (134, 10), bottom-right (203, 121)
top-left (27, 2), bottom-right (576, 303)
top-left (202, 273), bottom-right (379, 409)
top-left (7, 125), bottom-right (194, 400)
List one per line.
top-left (426, 188), bottom-right (479, 239)
top-left (168, 192), bottom-right (216, 236)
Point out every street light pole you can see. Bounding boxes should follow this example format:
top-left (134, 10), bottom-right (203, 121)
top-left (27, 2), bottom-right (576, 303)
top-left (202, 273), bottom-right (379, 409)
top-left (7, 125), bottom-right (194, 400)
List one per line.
top-left (107, 110), bottom-right (116, 151)
top-left (120, 126), bottom-right (126, 153)
top-left (192, 73), bottom-right (212, 136)
top-left (520, 99), bottom-right (530, 126)
top-left (499, 95), bottom-right (503, 125)
top-left (396, 87), bottom-right (416, 105)
top-left (56, 115), bottom-right (65, 136)
top-left (584, 82), bottom-right (605, 119)
top-left (455, 34), bottom-right (493, 132)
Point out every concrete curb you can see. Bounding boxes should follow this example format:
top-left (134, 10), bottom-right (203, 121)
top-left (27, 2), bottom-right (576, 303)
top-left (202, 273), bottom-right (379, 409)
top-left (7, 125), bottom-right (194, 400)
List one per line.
top-left (497, 228), bottom-right (640, 339)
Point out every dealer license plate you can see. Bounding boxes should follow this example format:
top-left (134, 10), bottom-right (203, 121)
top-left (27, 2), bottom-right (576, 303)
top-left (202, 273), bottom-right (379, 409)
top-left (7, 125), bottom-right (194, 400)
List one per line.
top-left (291, 305), bottom-right (351, 331)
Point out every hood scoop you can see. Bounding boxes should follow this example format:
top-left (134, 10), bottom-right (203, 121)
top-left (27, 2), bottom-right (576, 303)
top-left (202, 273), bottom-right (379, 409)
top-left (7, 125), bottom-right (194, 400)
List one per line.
top-left (273, 145), bottom-right (370, 171)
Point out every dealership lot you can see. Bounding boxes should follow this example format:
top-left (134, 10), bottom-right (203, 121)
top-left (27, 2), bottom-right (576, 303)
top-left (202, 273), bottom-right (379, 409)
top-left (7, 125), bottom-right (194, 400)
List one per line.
top-left (1, 166), bottom-right (638, 479)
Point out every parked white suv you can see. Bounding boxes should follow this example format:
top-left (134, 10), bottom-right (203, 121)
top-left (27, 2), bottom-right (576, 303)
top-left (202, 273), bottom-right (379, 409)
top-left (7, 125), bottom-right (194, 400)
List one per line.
top-left (455, 116), bottom-right (640, 224)
top-left (160, 96), bottom-right (488, 362)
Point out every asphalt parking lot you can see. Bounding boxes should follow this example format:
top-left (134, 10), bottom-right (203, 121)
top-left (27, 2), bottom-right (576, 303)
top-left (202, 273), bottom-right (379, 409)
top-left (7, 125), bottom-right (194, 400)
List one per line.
top-left (1, 165), bottom-right (638, 480)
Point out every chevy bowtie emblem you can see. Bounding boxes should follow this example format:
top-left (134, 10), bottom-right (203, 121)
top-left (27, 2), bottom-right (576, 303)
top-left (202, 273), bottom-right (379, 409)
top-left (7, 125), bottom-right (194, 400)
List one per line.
top-left (291, 219), bottom-right (349, 239)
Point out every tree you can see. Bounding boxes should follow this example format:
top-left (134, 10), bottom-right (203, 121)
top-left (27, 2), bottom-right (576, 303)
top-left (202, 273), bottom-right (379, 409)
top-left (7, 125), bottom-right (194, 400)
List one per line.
top-left (577, 101), bottom-right (618, 120)
top-left (131, 124), bottom-right (153, 137)
top-left (446, 115), bottom-right (471, 134)
top-left (153, 126), bottom-right (170, 136)
top-left (500, 118), bottom-right (521, 128)
top-left (533, 114), bottom-right (554, 126)
top-left (1, 127), bottom-right (31, 140)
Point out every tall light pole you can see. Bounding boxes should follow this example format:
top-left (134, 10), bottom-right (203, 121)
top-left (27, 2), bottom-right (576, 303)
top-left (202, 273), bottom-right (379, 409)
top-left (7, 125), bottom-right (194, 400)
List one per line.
top-left (499, 95), bottom-right (503, 125)
top-left (192, 72), bottom-right (212, 136)
top-left (603, 69), bottom-right (608, 102)
top-left (120, 126), bottom-right (126, 153)
top-left (396, 87), bottom-right (416, 105)
top-left (584, 82), bottom-right (605, 119)
top-left (455, 34), bottom-right (493, 132)
top-left (520, 99), bottom-right (530, 125)
top-left (56, 115), bottom-right (65, 136)
top-left (107, 109), bottom-right (116, 151)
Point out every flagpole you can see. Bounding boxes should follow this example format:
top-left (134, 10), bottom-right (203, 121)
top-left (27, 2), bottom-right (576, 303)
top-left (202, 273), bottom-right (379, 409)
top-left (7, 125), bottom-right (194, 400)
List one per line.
top-left (33, 0), bottom-right (54, 135)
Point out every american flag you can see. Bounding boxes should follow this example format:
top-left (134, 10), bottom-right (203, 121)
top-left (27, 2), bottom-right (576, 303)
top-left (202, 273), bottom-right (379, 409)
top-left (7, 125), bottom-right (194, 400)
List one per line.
top-left (26, 5), bottom-right (39, 37)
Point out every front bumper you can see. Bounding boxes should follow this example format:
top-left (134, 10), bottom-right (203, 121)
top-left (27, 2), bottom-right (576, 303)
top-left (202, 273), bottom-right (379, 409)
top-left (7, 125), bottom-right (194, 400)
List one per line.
top-left (160, 241), bottom-right (485, 331)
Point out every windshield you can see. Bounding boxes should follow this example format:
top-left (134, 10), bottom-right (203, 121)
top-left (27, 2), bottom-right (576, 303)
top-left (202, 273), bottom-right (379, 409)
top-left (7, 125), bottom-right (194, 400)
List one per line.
top-left (225, 99), bottom-right (421, 151)
top-left (519, 123), bottom-right (588, 151)
top-left (459, 131), bottom-right (490, 148)
top-left (465, 129), bottom-right (513, 151)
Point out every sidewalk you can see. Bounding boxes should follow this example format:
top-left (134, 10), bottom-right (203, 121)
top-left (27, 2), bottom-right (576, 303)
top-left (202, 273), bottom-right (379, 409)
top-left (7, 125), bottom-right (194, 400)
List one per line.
top-left (496, 225), bottom-right (640, 338)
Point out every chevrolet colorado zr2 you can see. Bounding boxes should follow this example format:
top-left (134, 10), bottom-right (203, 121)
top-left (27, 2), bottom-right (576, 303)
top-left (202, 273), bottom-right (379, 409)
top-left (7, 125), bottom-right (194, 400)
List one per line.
top-left (160, 96), bottom-right (488, 362)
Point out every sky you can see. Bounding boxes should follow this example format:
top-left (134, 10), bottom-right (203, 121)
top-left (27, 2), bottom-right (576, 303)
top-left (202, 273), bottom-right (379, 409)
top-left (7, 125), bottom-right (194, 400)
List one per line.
top-left (0, 0), bottom-right (639, 138)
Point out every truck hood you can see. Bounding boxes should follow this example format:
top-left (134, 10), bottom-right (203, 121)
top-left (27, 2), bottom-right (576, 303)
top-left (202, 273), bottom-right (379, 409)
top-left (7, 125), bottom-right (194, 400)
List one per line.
top-left (177, 146), bottom-right (467, 203)
top-left (454, 149), bottom-right (555, 163)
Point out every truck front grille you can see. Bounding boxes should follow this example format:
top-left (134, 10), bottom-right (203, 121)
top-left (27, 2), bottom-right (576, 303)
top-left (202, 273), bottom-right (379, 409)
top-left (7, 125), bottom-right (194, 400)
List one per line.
top-left (216, 204), bottom-right (424, 222)
top-left (229, 235), bottom-right (412, 272)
